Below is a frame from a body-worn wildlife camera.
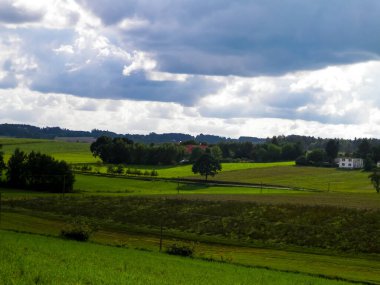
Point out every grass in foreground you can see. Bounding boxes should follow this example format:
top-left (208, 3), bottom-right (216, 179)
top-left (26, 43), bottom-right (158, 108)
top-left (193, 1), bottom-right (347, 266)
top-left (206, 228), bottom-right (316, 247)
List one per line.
top-left (1, 212), bottom-right (380, 284)
top-left (0, 230), bottom-right (352, 285)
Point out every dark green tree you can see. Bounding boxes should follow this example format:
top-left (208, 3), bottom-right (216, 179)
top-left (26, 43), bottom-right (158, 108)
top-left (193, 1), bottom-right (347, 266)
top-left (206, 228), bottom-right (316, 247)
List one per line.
top-left (281, 143), bottom-right (303, 161)
top-left (307, 149), bottom-right (326, 165)
top-left (210, 145), bottom-right (223, 160)
top-left (368, 168), bottom-right (380, 193)
top-left (0, 144), bottom-right (5, 178)
top-left (192, 154), bottom-right (222, 181)
top-left (325, 139), bottom-right (339, 163)
top-left (363, 155), bottom-right (375, 171)
top-left (189, 147), bottom-right (204, 163)
top-left (357, 139), bottom-right (371, 158)
top-left (6, 150), bottom-right (74, 192)
top-left (6, 148), bottom-right (27, 188)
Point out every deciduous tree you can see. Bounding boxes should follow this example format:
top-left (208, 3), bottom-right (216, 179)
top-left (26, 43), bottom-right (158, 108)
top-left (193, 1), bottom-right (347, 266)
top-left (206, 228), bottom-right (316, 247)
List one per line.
top-left (192, 154), bottom-right (221, 181)
top-left (325, 139), bottom-right (339, 163)
top-left (368, 168), bottom-right (380, 193)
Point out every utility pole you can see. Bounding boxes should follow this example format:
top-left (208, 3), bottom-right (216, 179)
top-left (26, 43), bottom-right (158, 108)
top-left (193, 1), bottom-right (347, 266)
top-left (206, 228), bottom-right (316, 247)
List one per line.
top-left (0, 192), bottom-right (2, 226)
top-left (62, 175), bottom-right (65, 198)
top-left (159, 218), bottom-right (163, 252)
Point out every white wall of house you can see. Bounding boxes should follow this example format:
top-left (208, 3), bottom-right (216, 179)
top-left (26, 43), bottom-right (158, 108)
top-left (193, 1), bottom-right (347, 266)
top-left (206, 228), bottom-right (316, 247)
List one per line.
top-left (338, 158), bottom-right (363, 169)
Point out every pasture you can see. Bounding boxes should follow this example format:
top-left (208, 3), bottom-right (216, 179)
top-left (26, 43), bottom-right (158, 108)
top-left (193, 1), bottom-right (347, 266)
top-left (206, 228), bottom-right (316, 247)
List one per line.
top-left (0, 230), bottom-right (354, 285)
top-left (1, 137), bottom-right (380, 284)
top-left (83, 161), bottom-right (295, 178)
top-left (1, 208), bottom-right (380, 284)
top-left (0, 137), bottom-right (99, 163)
top-left (211, 166), bottom-right (374, 193)
top-left (73, 174), bottom-right (301, 195)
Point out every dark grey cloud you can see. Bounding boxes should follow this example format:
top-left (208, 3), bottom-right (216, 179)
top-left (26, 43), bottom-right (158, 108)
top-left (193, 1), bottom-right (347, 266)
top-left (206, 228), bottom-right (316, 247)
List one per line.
top-left (79, 0), bottom-right (380, 76)
top-left (12, 28), bottom-right (218, 105)
top-left (0, 1), bottom-right (43, 24)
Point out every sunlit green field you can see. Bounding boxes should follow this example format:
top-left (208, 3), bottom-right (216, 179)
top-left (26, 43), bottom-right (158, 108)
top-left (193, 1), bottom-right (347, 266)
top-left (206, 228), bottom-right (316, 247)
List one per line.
top-left (0, 137), bottom-right (99, 163)
top-left (0, 230), bottom-right (353, 285)
top-left (212, 166), bottom-right (374, 193)
top-left (91, 161), bottom-right (295, 178)
top-left (74, 174), bottom-right (298, 195)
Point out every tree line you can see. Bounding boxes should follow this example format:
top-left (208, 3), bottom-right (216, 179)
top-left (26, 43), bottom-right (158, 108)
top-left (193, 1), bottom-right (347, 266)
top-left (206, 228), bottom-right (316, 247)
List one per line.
top-left (0, 146), bottom-right (74, 192)
top-left (90, 136), bottom-right (305, 165)
top-left (90, 137), bottom-right (185, 165)
top-left (295, 138), bottom-right (380, 170)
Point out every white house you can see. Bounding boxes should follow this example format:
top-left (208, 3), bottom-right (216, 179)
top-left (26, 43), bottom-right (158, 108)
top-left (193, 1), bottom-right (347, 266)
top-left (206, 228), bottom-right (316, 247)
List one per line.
top-left (337, 158), bottom-right (363, 169)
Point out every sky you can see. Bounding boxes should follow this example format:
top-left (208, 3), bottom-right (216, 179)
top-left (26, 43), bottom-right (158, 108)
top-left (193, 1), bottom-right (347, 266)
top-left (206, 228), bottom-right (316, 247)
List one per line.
top-left (0, 0), bottom-right (380, 139)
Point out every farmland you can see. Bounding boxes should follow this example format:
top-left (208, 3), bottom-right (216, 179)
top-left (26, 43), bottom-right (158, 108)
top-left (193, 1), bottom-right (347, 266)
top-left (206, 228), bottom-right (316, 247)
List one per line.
top-left (1, 137), bottom-right (380, 284)
top-left (0, 137), bottom-right (99, 163)
top-left (0, 230), bottom-right (354, 285)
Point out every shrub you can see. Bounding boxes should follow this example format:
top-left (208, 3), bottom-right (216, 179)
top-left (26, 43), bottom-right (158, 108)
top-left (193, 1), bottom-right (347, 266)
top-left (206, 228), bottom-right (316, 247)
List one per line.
top-left (166, 243), bottom-right (194, 257)
top-left (150, 169), bottom-right (158, 176)
top-left (295, 155), bottom-right (307, 166)
top-left (60, 219), bottom-right (96, 242)
top-left (81, 164), bottom-right (92, 172)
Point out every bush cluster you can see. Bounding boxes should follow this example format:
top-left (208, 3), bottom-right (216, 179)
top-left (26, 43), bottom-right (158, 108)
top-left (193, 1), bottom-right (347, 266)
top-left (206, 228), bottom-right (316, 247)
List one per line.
top-left (166, 243), bottom-right (194, 257)
top-left (60, 219), bottom-right (96, 242)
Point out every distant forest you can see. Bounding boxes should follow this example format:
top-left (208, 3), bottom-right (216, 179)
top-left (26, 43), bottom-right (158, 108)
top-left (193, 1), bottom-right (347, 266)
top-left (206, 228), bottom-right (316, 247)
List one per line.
top-left (1, 123), bottom-right (380, 154)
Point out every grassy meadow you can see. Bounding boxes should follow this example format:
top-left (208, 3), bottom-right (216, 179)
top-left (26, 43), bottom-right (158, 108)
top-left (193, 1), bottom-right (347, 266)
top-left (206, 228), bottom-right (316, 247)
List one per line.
top-left (1, 137), bottom-right (380, 284)
top-left (0, 230), bottom-right (355, 285)
top-left (1, 212), bottom-right (379, 284)
top-left (211, 166), bottom-right (374, 192)
top-left (74, 174), bottom-right (301, 195)
top-left (0, 137), bottom-right (99, 163)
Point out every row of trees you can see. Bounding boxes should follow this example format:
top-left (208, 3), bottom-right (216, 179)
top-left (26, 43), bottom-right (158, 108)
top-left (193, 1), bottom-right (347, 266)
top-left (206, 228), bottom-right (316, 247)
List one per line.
top-left (90, 137), bottom-right (185, 165)
top-left (91, 136), bottom-right (305, 165)
top-left (216, 141), bottom-right (303, 162)
top-left (0, 146), bottom-right (74, 192)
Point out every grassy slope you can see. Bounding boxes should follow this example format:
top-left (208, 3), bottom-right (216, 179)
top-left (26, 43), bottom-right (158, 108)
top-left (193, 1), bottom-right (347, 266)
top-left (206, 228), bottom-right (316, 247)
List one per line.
top-left (0, 230), bottom-right (353, 285)
top-left (1, 213), bottom-right (379, 284)
top-left (0, 137), bottom-right (98, 163)
top-left (211, 166), bottom-right (374, 192)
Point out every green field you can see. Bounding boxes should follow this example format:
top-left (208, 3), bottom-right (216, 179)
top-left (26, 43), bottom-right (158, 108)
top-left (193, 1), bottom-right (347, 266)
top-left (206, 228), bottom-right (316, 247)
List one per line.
top-left (0, 230), bottom-right (361, 285)
top-left (1, 212), bottom-right (379, 284)
top-left (211, 166), bottom-right (374, 192)
top-left (73, 174), bottom-right (300, 195)
top-left (88, 161), bottom-right (295, 178)
top-left (0, 137), bottom-right (99, 163)
top-left (1, 137), bottom-right (379, 284)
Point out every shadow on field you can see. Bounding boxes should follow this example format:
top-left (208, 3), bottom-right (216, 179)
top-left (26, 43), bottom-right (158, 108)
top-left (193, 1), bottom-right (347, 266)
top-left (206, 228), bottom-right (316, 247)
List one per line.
top-left (177, 183), bottom-right (209, 191)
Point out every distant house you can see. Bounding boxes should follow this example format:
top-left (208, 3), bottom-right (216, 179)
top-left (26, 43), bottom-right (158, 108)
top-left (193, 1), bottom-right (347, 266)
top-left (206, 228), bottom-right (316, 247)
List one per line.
top-left (337, 157), bottom-right (363, 169)
top-left (184, 144), bottom-right (208, 154)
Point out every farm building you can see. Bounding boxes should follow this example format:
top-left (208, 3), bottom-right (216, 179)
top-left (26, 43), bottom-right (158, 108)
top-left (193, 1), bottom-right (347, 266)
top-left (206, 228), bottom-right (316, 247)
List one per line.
top-left (337, 157), bottom-right (363, 169)
top-left (184, 144), bottom-right (208, 154)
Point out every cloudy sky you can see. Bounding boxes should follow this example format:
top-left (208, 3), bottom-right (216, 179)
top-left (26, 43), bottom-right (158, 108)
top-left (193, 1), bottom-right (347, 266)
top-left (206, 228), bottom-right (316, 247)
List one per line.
top-left (1, 0), bottom-right (380, 138)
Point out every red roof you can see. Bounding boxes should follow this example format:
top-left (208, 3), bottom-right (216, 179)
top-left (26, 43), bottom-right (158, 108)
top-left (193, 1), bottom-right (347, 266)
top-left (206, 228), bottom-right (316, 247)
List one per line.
top-left (184, 144), bottom-right (208, 153)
